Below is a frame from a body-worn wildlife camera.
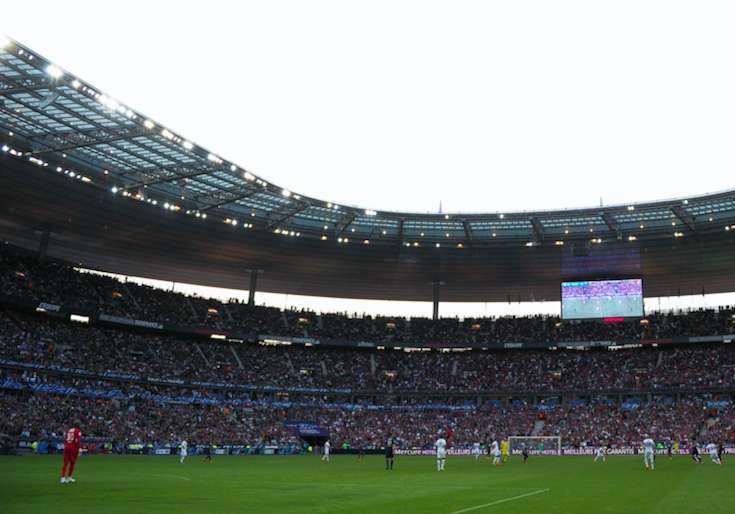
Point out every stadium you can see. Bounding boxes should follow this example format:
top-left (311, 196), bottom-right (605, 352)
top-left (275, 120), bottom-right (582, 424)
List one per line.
top-left (2, 7), bottom-right (735, 514)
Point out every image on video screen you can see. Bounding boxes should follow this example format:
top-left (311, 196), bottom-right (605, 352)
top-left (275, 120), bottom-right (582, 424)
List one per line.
top-left (561, 279), bottom-right (643, 320)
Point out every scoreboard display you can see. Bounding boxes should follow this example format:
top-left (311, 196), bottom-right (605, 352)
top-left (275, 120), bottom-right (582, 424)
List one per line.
top-left (561, 279), bottom-right (643, 320)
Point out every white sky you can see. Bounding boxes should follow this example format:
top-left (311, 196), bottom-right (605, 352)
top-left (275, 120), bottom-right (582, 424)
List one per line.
top-left (6, 2), bottom-right (735, 316)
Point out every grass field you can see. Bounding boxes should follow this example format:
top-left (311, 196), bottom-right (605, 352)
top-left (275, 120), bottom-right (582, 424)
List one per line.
top-left (0, 454), bottom-right (732, 513)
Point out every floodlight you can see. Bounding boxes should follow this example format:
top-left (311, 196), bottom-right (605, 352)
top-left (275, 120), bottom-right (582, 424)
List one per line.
top-left (46, 64), bottom-right (63, 79)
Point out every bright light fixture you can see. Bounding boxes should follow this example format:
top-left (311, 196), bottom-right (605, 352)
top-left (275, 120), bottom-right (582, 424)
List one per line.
top-left (144, 119), bottom-right (155, 129)
top-left (182, 141), bottom-right (193, 150)
top-left (46, 64), bottom-right (63, 79)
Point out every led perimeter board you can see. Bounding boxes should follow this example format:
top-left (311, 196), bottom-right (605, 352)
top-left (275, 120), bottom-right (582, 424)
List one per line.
top-left (561, 279), bottom-right (643, 320)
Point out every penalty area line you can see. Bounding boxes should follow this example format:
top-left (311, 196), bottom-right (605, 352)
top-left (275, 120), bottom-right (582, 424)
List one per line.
top-left (448, 488), bottom-right (550, 514)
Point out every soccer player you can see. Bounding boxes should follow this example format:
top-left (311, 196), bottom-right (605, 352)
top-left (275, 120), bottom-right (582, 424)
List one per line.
top-left (385, 436), bottom-right (394, 470)
top-left (60, 421), bottom-right (81, 484)
top-left (642, 437), bottom-right (655, 470)
top-left (706, 443), bottom-right (722, 465)
top-left (321, 440), bottom-right (331, 462)
top-left (490, 439), bottom-right (501, 466)
top-left (501, 439), bottom-right (509, 463)
top-left (718, 443), bottom-right (725, 464)
top-left (521, 445), bottom-right (529, 464)
top-left (179, 440), bottom-right (188, 464)
top-left (472, 442), bottom-right (482, 460)
top-left (435, 434), bottom-right (447, 471)
top-left (690, 443), bottom-right (702, 463)
top-left (666, 440), bottom-right (673, 459)
top-left (594, 446), bottom-right (607, 463)
top-left (203, 442), bottom-right (213, 463)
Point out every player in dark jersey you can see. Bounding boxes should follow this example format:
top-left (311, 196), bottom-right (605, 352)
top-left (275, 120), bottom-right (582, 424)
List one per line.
top-left (203, 442), bottom-right (213, 463)
top-left (718, 443), bottom-right (725, 464)
top-left (691, 444), bottom-right (702, 463)
top-left (666, 440), bottom-right (673, 459)
top-left (521, 446), bottom-right (529, 464)
top-left (358, 445), bottom-right (365, 462)
top-left (385, 436), bottom-right (395, 470)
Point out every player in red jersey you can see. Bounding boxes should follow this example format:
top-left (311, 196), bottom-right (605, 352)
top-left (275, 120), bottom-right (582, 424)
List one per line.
top-left (60, 421), bottom-right (81, 484)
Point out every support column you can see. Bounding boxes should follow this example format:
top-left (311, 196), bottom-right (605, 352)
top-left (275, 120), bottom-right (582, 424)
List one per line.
top-left (248, 269), bottom-right (259, 306)
top-left (432, 280), bottom-right (442, 320)
top-left (39, 228), bottom-right (50, 262)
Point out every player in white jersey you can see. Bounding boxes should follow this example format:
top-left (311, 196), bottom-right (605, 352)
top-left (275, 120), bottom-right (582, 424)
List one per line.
top-left (705, 443), bottom-right (722, 465)
top-left (642, 438), bottom-right (655, 470)
top-left (179, 440), bottom-right (188, 464)
top-left (321, 441), bottom-right (331, 462)
top-left (472, 442), bottom-right (482, 460)
top-left (594, 446), bottom-right (607, 463)
top-left (435, 437), bottom-right (447, 471)
top-left (490, 440), bottom-right (501, 466)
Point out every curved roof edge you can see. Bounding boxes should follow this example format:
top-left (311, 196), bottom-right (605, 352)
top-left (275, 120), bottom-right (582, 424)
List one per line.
top-left (2, 37), bottom-right (735, 249)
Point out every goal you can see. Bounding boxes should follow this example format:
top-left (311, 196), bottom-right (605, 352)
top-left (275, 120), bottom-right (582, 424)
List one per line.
top-left (508, 436), bottom-right (561, 456)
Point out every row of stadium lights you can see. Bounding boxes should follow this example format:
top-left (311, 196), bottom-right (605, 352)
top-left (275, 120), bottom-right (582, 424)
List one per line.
top-left (2, 37), bottom-right (730, 244)
top-left (4, 136), bottom-right (730, 244)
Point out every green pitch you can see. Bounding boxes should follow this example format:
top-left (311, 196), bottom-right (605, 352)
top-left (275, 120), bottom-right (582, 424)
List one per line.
top-left (0, 454), bottom-right (732, 514)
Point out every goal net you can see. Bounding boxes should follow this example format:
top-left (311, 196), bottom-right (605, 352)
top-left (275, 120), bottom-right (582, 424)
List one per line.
top-left (508, 436), bottom-right (561, 456)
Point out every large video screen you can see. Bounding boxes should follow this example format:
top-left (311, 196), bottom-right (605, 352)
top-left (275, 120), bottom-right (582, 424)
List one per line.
top-left (561, 279), bottom-right (643, 320)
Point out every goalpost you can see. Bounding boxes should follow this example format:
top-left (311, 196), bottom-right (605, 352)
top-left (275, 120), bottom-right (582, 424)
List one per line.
top-left (507, 436), bottom-right (561, 456)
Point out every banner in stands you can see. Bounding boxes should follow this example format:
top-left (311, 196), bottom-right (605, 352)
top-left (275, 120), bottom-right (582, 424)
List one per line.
top-left (36, 302), bottom-right (61, 312)
top-left (396, 447), bottom-right (733, 456)
top-left (98, 314), bottom-right (163, 330)
top-left (284, 421), bottom-right (330, 437)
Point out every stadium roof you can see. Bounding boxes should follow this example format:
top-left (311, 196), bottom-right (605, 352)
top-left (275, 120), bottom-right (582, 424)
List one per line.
top-left (2, 37), bottom-right (735, 249)
top-left (2, 38), bottom-right (735, 302)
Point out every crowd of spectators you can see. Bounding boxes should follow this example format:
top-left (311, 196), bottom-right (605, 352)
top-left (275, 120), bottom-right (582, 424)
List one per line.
top-left (2, 309), bottom-right (735, 394)
top-left (2, 244), bottom-right (735, 450)
top-left (2, 245), bottom-right (735, 345)
top-left (2, 386), bottom-right (733, 448)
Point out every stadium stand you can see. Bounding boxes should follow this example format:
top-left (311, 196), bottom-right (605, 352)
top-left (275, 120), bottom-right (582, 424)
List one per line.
top-left (1, 246), bottom-right (734, 454)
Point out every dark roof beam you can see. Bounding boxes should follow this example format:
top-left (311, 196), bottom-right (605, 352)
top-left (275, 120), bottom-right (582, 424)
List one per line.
top-left (199, 188), bottom-right (261, 212)
top-left (0, 77), bottom-right (52, 96)
top-left (265, 202), bottom-right (311, 229)
top-left (28, 127), bottom-right (149, 156)
top-left (671, 206), bottom-right (696, 232)
top-left (337, 213), bottom-right (357, 236)
top-left (462, 219), bottom-right (473, 242)
top-left (530, 217), bottom-right (544, 243)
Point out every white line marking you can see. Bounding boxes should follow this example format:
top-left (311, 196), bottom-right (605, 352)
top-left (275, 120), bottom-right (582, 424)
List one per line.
top-left (448, 488), bottom-right (550, 514)
top-left (141, 473), bottom-right (192, 481)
